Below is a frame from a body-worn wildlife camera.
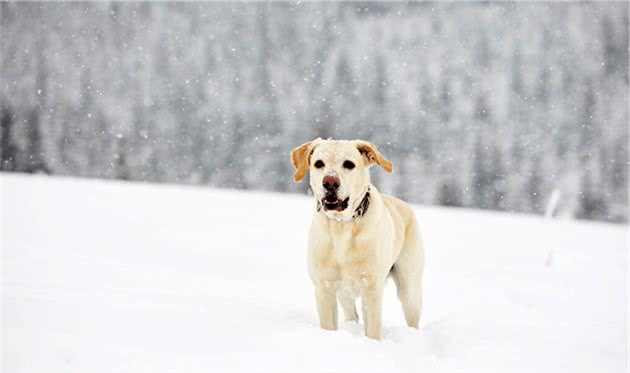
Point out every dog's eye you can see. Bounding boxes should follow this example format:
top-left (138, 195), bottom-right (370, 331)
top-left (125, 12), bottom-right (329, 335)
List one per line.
top-left (343, 160), bottom-right (355, 170)
top-left (314, 160), bottom-right (325, 169)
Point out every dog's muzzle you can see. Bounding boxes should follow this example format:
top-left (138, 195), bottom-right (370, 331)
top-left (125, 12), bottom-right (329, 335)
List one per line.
top-left (322, 193), bottom-right (349, 212)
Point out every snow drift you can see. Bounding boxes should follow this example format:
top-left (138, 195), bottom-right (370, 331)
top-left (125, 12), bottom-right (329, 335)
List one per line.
top-left (1, 173), bottom-right (627, 371)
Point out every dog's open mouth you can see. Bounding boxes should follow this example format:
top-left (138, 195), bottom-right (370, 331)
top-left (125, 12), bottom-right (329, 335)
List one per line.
top-left (322, 195), bottom-right (349, 212)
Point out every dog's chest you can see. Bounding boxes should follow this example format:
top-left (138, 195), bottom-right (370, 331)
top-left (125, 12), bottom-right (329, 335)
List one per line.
top-left (309, 217), bottom-right (379, 289)
top-left (326, 223), bottom-right (373, 280)
top-left (328, 225), bottom-right (354, 264)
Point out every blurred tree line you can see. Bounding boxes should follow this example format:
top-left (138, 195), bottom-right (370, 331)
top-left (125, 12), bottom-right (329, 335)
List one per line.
top-left (0, 2), bottom-right (627, 222)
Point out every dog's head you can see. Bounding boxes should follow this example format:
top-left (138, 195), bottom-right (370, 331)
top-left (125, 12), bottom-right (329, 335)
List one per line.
top-left (291, 138), bottom-right (393, 220)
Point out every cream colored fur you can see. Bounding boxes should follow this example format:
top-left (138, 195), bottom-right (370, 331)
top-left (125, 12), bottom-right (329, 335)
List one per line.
top-left (291, 138), bottom-right (424, 340)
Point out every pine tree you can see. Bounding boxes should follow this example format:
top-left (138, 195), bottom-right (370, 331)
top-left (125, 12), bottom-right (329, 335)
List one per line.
top-left (0, 106), bottom-right (17, 171)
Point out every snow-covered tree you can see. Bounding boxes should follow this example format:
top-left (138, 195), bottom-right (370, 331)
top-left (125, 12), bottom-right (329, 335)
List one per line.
top-left (0, 2), bottom-right (627, 222)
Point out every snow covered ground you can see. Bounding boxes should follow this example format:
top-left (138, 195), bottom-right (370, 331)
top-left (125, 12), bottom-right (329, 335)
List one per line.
top-left (2, 173), bottom-right (628, 372)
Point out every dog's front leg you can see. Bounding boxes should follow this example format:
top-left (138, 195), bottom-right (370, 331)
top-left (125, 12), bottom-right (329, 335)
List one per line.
top-left (315, 281), bottom-right (338, 331)
top-left (360, 280), bottom-right (384, 340)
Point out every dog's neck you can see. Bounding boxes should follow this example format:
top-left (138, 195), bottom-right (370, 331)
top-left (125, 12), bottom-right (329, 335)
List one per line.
top-left (317, 186), bottom-right (371, 223)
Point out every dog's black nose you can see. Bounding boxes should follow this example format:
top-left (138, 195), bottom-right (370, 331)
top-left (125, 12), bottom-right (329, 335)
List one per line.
top-left (323, 175), bottom-right (340, 191)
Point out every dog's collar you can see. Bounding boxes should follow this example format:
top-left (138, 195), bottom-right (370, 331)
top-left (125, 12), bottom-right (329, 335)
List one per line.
top-left (353, 186), bottom-right (371, 219)
top-left (316, 186), bottom-right (371, 223)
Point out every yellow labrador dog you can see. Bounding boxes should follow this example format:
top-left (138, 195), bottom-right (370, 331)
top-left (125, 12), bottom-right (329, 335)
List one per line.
top-left (291, 138), bottom-right (424, 340)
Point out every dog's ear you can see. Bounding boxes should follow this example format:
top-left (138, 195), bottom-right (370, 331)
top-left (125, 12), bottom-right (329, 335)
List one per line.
top-left (290, 138), bottom-right (321, 183)
top-left (356, 140), bottom-right (393, 173)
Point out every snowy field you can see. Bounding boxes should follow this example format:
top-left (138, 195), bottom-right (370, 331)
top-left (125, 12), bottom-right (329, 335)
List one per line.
top-left (1, 173), bottom-right (628, 372)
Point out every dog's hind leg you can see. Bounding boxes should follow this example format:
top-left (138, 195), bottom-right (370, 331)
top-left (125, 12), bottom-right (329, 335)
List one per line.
top-left (338, 291), bottom-right (358, 322)
top-left (391, 265), bottom-right (421, 328)
top-left (392, 218), bottom-right (424, 329)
